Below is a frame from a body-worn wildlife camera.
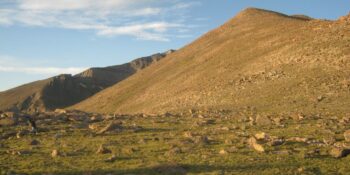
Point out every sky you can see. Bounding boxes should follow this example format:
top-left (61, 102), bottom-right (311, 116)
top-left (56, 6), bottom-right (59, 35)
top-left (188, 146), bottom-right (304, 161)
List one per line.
top-left (0, 0), bottom-right (349, 91)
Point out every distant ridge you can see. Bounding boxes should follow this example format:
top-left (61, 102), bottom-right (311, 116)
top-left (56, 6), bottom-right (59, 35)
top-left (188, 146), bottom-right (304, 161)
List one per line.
top-left (73, 8), bottom-right (350, 114)
top-left (0, 50), bottom-right (174, 112)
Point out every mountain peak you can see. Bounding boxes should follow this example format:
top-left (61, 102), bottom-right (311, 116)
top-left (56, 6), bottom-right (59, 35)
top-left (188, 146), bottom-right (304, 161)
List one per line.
top-left (235, 7), bottom-right (311, 21)
top-left (236, 7), bottom-right (287, 18)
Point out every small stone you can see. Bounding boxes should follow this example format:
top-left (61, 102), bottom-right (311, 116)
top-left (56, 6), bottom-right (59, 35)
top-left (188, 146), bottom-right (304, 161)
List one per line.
top-left (287, 137), bottom-right (309, 143)
top-left (344, 130), bottom-right (350, 142)
top-left (272, 117), bottom-right (282, 125)
top-left (54, 109), bottom-right (67, 114)
top-left (329, 147), bottom-right (350, 158)
top-left (317, 95), bottom-right (325, 102)
top-left (96, 145), bottom-right (112, 154)
top-left (17, 150), bottom-right (31, 155)
top-left (297, 167), bottom-right (305, 173)
top-left (105, 154), bottom-right (117, 162)
top-left (166, 147), bottom-right (182, 155)
top-left (30, 139), bottom-right (40, 145)
top-left (323, 137), bottom-right (336, 145)
top-left (0, 118), bottom-right (17, 126)
top-left (51, 149), bottom-right (60, 158)
top-left (122, 147), bottom-right (136, 155)
top-left (183, 131), bottom-right (194, 138)
top-left (291, 113), bottom-right (304, 121)
top-left (97, 121), bottom-right (122, 134)
top-left (272, 150), bottom-right (290, 155)
top-left (194, 136), bottom-right (210, 145)
top-left (220, 127), bottom-right (230, 131)
top-left (255, 115), bottom-right (272, 126)
top-left (269, 137), bottom-right (285, 146)
top-left (88, 123), bottom-right (99, 130)
top-left (219, 149), bottom-right (227, 155)
top-left (224, 139), bottom-right (233, 145)
top-left (248, 137), bottom-right (265, 153)
top-left (16, 130), bottom-right (29, 139)
top-left (254, 132), bottom-right (269, 141)
top-left (226, 146), bottom-right (238, 153)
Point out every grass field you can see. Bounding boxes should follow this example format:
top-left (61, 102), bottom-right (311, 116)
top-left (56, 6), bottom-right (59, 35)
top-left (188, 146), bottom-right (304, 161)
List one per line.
top-left (1, 110), bottom-right (350, 174)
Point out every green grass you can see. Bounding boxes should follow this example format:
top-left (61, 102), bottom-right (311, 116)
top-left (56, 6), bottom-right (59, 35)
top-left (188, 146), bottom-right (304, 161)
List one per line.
top-left (1, 110), bottom-right (350, 174)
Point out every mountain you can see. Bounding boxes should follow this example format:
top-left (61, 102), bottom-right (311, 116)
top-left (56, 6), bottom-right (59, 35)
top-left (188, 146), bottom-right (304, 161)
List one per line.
top-left (73, 8), bottom-right (350, 114)
top-left (0, 51), bottom-right (174, 112)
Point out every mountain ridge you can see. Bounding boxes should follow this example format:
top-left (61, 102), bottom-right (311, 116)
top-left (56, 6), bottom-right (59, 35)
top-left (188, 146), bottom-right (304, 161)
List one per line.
top-left (72, 8), bottom-right (350, 114)
top-left (0, 50), bottom-right (174, 112)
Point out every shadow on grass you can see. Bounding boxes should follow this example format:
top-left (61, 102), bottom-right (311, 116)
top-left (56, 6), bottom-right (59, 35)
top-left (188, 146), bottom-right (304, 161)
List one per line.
top-left (22, 162), bottom-right (322, 175)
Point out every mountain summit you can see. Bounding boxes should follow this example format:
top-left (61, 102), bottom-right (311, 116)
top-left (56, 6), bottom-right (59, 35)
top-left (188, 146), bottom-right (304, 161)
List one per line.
top-left (73, 8), bottom-right (350, 114)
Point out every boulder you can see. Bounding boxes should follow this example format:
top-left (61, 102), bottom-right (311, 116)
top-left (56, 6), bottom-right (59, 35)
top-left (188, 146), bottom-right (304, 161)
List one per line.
top-left (16, 130), bottom-right (30, 139)
top-left (96, 145), bottom-right (112, 154)
top-left (54, 109), bottom-right (67, 114)
top-left (30, 139), bottom-right (40, 145)
top-left (329, 147), bottom-right (350, 158)
top-left (105, 154), bottom-right (117, 162)
top-left (268, 137), bottom-right (285, 146)
top-left (344, 130), bottom-right (350, 142)
top-left (254, 132), bottom-right (270, 141)
top-left (291, 113), bottom-right (304, 121)
top-left (194, 135), bottom-right (210, 145)
top-left (226, 146), bottom-right (238, 153)
top-left (255, 115), bottom-right (271, 126)
top-left (51, 149), bottom-right (60, 158)
top-left (0, 118), bottom-right (17, 127)
top-left (323, 137), bottom-right (336, 145)
top-left (97, 121), bottom-right (123, 134)
top-left (248, 137), bottom-right (265, 153)
top-left (219, 149), bottom-right (228, 155)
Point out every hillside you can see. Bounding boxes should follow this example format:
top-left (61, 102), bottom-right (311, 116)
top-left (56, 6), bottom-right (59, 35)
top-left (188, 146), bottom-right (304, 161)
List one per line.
top-left (73, 8), bottom-right (350, 114)
top-left (0, 51), bottom-right (173, 112)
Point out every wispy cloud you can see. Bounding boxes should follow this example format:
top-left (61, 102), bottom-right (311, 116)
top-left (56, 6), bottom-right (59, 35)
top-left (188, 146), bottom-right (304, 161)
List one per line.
top-left (0, 66), bottom-right (86, 75)
top-left (0, 55), bottom-right (86, 75)
top-left (0, 0), bottom-right (201, 41)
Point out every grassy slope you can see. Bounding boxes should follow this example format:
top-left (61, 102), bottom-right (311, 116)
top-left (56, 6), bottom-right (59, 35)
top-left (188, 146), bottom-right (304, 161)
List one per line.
top-left (73, 8), bottom-right (350, 114)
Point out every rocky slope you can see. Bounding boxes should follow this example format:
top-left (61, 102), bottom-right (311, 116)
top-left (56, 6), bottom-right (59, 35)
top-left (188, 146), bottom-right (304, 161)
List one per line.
top-left (0, 51), bottom-right (174, 112)
top-left (73, 8), bottom-right (350, 114)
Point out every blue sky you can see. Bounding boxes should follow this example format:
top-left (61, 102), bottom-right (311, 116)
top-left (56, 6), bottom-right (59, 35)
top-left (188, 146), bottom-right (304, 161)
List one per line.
top-left (0, 0), bottom-right (349, 91)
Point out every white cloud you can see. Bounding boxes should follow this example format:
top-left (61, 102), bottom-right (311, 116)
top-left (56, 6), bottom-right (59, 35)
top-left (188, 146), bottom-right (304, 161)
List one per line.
top-left (0, 0), bottom-right (199, 41)
top-left (0, 66), bottom-right (86, 75)
top-left (0, 55), bottom-right (86, 75)
top-left (97, 22), bottom-right (183, 41)
top-left (18, 0), bottom-right (152, 11)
